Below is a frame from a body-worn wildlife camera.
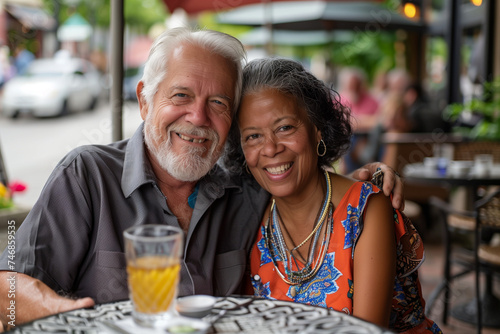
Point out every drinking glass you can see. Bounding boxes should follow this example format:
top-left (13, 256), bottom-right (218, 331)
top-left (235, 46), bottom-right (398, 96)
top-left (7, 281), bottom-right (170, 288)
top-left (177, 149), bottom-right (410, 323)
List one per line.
top-left (474, 154), bottom-right (493, 177)
top-left (124, 225), bottom-right (183, 327)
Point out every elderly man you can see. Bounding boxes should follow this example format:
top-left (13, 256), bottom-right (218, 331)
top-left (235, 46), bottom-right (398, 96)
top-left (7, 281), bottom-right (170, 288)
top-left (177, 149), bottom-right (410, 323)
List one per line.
top-left (0, 28), bottom-right (403, 330)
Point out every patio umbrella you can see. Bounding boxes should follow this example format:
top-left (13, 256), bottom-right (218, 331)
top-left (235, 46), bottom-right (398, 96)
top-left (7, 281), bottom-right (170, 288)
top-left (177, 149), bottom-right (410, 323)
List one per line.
top-left (239, 27), bottom-right (353, 46)
top-left (162, 0), bottom-right (343, 15)
top-left (217, 1), bottom-right (425, 32)
top-left (162, 0), bottom-right (384, 15)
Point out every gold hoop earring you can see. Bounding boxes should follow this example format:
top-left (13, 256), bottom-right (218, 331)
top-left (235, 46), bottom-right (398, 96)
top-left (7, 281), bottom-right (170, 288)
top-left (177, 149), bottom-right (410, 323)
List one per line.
top-left (317, 139), bottom-right (327, 157)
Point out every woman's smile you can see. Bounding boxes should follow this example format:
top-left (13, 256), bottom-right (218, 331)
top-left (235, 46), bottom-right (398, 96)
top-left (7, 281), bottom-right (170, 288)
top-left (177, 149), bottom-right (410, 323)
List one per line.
top-left (265, 162), bottom-right (293, 175)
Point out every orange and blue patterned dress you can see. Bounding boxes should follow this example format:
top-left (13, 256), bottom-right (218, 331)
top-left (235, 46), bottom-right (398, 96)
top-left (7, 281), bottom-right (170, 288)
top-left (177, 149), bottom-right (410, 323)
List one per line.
top-left (250, 181), bottom-right (442, 334)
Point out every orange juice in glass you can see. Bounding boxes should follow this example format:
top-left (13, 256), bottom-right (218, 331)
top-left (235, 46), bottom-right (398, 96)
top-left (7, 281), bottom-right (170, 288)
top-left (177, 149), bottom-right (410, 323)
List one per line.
top-left (124, 225), bottom-right (183, 327)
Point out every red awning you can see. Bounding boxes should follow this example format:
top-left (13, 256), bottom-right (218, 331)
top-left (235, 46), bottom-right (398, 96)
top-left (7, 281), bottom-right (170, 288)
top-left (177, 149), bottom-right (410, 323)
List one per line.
top-left (124, 37), bottom-right (153, 67)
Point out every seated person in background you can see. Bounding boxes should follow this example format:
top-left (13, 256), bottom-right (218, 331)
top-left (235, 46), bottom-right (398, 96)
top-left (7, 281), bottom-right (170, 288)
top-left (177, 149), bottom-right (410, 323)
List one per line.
top-left (371, 69), bottom-right (389, 103)
top-left (381, 92), bottom-right (414, 133)
top-left (338, 67), bottom-right (379, 131)
top-left (0, 28), bottom-right (405, 330)
top-left (224, 57), bottom-right (441, 333)
top-left (337, 67), bottom-right (380, 173)
top-left (386, 68), bottom-right (411, 97)
top-left (353, 93), bottom-right (413, 166)
top-left (403, 83), bottom-right (426, 132)
top-left (403, 82), bottom-right (448, 133)
top-left (353, 73), bottom-right (431, 167)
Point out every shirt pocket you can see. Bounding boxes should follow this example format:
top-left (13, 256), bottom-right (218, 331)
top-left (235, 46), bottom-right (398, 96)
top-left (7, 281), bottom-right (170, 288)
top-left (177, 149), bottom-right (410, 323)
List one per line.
top-left (76, 251), bottom-right (128, 304)
top-left (97, 250), bottom-right (126, 269)
top-left (213, 249), bottom-right (247, 296)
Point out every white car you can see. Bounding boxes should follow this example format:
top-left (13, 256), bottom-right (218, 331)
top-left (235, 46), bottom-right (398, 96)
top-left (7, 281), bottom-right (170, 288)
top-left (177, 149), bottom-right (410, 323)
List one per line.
top-left (2, 57), bottom-right (102, 118)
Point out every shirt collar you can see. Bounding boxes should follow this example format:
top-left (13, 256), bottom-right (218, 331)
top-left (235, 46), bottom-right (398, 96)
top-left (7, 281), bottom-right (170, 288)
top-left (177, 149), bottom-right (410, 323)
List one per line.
top-left (121, 123), bottom-right (243, 198)
top-left (122, 123), bottom-right (156, 198)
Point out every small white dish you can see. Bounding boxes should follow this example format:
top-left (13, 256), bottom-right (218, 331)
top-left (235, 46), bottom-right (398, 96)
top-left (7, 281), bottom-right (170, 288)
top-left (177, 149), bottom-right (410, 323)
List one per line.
top-left (423, 157), bottom-right (439, 170)
top-left (448, 160), bottom-right (473, 177)
top-left (176, 295), bottom-right (217, 318)
top-left (99, 316), bottom-right (210, 334)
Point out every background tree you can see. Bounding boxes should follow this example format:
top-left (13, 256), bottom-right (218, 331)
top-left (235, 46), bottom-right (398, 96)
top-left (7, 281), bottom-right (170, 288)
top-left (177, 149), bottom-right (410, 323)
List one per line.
top-left (42, 0), bottom-right (168, 35)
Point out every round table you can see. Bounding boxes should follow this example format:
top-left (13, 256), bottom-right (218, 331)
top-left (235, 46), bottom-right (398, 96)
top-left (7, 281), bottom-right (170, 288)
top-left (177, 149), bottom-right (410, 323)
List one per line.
top-left (11, 297), bottom-right (393, 333)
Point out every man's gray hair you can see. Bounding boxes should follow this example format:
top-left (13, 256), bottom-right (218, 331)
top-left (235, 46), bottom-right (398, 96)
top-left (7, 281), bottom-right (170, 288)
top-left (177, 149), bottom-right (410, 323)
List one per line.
top-left (140, 27), bottom-right (247, 114)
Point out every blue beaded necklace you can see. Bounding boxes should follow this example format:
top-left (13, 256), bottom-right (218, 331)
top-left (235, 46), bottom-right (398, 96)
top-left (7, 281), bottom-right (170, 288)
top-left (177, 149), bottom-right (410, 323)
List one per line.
top-left (264, 169), bottom-right (333, 290)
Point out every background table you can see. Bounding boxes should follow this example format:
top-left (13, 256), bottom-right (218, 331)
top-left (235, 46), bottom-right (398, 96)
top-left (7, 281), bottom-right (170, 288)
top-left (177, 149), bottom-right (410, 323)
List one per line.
top-left (403, 162), bottom-right (500, 188)
top-left (404, 162), bottom-right (500, 209)
top-left (11, 297), bottom-right (394, 333)
top-left (403, 162), bottom-right (500, 328)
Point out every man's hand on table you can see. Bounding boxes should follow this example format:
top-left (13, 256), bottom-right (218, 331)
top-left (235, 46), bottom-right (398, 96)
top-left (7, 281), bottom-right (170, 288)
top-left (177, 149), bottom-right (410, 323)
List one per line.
top-left (350, 162), bottom-right (405, 211)
top-left (0, 271), bottom-right (95, 332)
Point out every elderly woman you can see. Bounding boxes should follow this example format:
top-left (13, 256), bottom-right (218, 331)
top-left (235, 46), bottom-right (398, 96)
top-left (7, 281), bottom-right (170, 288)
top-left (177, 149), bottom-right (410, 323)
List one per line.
top-left (224, 58), bottom-right (441, 334)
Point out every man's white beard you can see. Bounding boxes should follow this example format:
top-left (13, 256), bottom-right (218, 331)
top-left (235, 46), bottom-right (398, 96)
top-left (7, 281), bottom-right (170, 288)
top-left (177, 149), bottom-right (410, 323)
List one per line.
top-left (144, 113), bottom-right (222, 182)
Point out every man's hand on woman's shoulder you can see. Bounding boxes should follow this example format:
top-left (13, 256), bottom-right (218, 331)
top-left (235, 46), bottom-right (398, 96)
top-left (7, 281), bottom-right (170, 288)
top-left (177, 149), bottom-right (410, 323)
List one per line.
top-left (349, 162), bottom-right (405, 211)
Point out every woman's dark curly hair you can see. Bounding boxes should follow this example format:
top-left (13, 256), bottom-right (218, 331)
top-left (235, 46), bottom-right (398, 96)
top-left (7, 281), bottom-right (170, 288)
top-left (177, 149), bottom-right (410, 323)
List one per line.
top-left (223, 57), bottom-right (352, 175)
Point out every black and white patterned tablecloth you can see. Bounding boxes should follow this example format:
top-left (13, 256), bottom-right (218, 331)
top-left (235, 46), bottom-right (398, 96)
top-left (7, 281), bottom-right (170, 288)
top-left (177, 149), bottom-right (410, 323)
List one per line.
top-left (10, 297), bottom-right (394, 333)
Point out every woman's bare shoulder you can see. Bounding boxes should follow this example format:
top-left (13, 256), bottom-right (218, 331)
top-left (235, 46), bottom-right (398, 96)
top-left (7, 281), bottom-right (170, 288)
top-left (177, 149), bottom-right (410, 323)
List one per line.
top-left (330, 173), bottom-right (357, 206)
top-left (330, 172), bottom-right (392, 217)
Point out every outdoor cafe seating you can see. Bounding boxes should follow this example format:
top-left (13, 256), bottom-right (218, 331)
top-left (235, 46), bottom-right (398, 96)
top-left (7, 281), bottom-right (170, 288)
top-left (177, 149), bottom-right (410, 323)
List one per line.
top-left (390, 134), bottom-right (500, 333)
top-left (429, 189), bottom-right (500, 334)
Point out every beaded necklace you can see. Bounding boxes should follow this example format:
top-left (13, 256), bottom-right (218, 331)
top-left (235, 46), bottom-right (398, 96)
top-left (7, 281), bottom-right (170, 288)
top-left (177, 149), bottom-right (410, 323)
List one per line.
top-left (264, 170), bottom-right (333, 293)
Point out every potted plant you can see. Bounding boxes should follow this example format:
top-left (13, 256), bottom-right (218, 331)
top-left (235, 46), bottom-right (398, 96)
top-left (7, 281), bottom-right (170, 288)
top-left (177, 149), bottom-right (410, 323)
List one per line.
top-left (0, 181), bottom-right (29, 235)
top-left (444, 77), bottom-right (500, 140)
top-left (0, 182), bottom-right (13, 209)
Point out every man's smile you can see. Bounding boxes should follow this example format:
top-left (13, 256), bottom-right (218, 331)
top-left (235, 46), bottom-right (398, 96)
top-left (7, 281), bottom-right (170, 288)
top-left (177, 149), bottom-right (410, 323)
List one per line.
top-left (176, 133), bottom-right (207, 144)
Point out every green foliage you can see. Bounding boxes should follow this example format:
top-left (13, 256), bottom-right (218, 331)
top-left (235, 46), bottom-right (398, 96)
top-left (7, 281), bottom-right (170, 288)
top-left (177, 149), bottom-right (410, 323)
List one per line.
top-left (330, 31), bottom-right (396, 83)
top-left (124, 0), bottom-right (168, 32)
top-left (0, 183), bottom-right (13, 209)
top-left (42, 0), bottom-right (109, 26)
top-left (431, 0), bottom-right (446, 11)
top-left (78, 0), bottom-right (110, 26)
top-left (197, 13), bottom-right (253, 39)
top-left (444, 77), bottom-right (500, 140)
top-left (428, 36), bottom-right (447, 59)
top-left (42, 0), bottom-right (167, 31)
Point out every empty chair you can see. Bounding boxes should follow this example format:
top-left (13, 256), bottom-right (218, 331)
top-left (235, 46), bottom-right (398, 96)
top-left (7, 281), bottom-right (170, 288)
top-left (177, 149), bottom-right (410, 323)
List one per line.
top-left (428, 189), bottom-right (500, 333)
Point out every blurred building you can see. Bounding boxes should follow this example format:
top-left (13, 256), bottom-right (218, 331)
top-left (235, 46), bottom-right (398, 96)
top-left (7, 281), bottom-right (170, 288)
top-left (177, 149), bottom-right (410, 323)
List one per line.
top-left (0, 0), bottom-right (55, 57)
